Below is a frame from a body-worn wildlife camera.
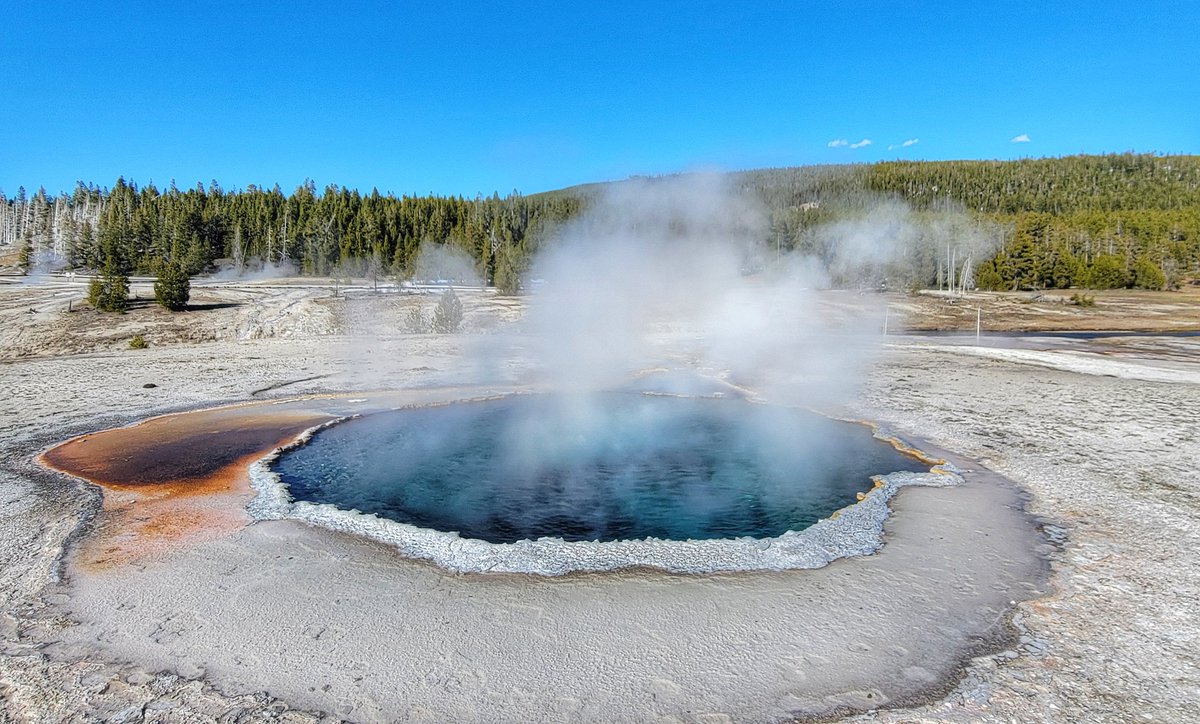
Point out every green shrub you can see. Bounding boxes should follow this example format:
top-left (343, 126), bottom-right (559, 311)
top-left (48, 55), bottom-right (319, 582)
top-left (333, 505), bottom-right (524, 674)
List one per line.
top-left (1070, 292), bottom-right (1096, 307)
top-left (404, 306), bottom-right (429, 334)
top-left (431, 288), bottom-right (464, 333)
top-left (129, 334), bottom-right (148, 349)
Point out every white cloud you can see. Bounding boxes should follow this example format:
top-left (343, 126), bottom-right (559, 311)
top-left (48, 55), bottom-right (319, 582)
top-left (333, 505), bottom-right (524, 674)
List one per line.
top-left (902, 138), bottom-right (919, 147)
top-left (849, 138), bottom-right (872, 149)
top-left (1011, 133), bottom-right (1031, 143)
top-left (827, 139), bottom-right (849, 148)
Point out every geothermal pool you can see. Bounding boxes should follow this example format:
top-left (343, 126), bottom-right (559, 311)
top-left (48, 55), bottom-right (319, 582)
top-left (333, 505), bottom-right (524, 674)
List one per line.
top-left (271, 393), bottom-right (928, 544)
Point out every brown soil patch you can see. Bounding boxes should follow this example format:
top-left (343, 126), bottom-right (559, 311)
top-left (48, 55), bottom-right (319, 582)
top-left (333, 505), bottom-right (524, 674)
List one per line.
top-left (892, 286), bottom-right (1200, 332)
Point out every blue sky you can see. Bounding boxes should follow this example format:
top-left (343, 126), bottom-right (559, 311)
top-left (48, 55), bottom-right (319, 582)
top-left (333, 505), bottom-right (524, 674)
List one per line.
top-left (2, 1), bottom-right (1196, 197)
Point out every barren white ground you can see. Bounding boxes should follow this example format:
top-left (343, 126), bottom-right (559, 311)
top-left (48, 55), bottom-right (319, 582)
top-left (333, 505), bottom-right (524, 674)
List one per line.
top-left (0, 279), bottom-right (1197, 722)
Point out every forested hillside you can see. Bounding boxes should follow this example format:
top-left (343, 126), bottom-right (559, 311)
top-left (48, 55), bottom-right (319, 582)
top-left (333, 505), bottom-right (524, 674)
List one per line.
top-left (732, 154), bottom-right (1200, 290)
top-left (2, 153), bottom-right (1198, 291)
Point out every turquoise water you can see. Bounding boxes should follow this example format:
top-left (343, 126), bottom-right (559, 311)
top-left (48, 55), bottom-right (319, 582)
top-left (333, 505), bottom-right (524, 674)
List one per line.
top-left (273, 394), bottom-right (927, 544)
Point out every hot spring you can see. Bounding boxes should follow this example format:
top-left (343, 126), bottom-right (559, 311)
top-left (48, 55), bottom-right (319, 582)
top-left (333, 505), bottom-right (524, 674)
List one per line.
top-left (270, 393), bottom-right (928, 546)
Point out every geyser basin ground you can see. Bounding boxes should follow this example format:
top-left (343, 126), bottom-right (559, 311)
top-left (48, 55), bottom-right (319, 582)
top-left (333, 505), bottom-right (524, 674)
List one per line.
top-left (272, 393), bottom-right (929, 544)
top-left (7, 277), bottom-right (1195, 721)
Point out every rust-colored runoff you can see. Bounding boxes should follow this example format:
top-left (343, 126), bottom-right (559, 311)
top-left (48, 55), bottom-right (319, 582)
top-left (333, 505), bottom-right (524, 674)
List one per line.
top-left (40, 406), bottom-right (335, 570)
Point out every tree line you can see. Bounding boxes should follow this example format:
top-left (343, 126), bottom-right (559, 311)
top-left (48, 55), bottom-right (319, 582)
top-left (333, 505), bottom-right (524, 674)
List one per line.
top-left (2, 179), bottom-right (579, 294)
top-left (3, 152), bottom-right (1198, 294)
top-left (730, 153), bottom-right (1200, 290)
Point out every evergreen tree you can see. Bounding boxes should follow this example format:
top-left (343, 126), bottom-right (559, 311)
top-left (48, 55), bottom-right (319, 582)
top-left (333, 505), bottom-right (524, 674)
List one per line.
top-left (1132, 256), bottom-right (1166, 290)
top-left (1047, 245), bottom-right (1081, 288)
top-left (974, 261), bottom-right (1005, 291)
top-left (1088, 255), bottom-right (1128, 289)
top-left (17, 229), bottom-right (34, 273)
top-left (154, 260), bottom-right (191, 310)
top-left (493, 243), bottom-right (525, 295)
top-left (88, 261), bottom-right (130, 312)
